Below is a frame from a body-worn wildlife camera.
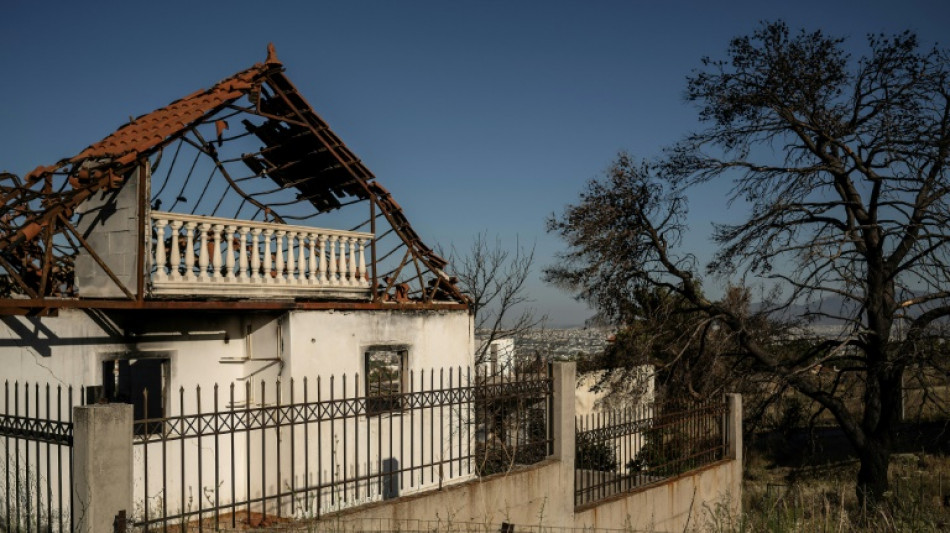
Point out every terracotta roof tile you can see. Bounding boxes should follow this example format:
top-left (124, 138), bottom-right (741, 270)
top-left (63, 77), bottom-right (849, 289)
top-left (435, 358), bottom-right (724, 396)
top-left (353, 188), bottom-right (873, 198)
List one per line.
top-left (68, 65), bottom-right (268, 165)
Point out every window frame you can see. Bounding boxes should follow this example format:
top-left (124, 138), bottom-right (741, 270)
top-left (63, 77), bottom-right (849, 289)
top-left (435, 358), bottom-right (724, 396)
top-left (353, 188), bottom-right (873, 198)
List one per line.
top-left (101, 353), bottom-right (170, 434)
top-left (363, 344), bottom-right (409, 416)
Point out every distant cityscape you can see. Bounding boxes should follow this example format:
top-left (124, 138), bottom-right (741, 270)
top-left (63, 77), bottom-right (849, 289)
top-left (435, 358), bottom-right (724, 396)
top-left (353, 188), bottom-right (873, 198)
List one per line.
top-left (483, 321), bottom-right (862, 363)
top-left (511, 327), bottom-right (615, 360)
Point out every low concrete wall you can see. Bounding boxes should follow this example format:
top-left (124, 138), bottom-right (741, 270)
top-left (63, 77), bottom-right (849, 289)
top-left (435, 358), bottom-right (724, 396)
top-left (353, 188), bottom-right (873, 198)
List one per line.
top-left (327, 460), bottom-right (571, 529)
top-left (574, 394), bottom-right (743, 532)
top-left (574, 459), bottom-right (741, 533)
top-left (318, 456), bottom-right (740, 533)
top-left (319, 390), bottom-right (741, 532)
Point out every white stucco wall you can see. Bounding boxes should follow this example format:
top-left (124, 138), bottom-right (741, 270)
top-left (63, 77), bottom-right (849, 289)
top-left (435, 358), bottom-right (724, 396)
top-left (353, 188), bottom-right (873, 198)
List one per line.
top-left (0, 309), bottom-right (278, 407)
top-left (280, 309), bottom-right (476, 513)
top-left (284, 309), bottom-right (473, 379)
top-left (1, 310), bottom-right (118, 390)
top-left (3, 306), bottom-right (473, 522)
top-left (4, 307), bottom-right (472, 399)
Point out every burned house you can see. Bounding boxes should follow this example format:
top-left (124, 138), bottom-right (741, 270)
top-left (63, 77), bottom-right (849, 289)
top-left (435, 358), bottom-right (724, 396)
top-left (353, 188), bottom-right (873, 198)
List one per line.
top-left (0, 46), bottom-right (475, 515)
top-left (2, 43), bottom-right (471, 386)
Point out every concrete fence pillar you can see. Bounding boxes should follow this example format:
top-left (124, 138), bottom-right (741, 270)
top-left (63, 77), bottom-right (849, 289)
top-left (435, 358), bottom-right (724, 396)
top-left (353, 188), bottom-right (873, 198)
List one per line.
top-left (724, 393), bottom-right (743, 518)
top-left (552, 361), bottom-right (576, 464)
top-left (725, 393), bottom-right (742, 463)
top-left (551, 361), bottom-right (576, 519)
top-left (72, 403), bottom-right (134, 533)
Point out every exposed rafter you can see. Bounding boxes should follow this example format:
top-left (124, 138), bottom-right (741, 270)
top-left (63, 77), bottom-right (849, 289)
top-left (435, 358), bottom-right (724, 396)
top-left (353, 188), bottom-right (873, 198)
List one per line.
top-left (0, 44), bottom-right (468, 312)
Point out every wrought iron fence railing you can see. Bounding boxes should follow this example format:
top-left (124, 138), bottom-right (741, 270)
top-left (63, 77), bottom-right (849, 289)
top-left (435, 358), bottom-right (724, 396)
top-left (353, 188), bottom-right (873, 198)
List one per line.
top-left (574, 399), bottom-right (727, 508)
top-left (2, 368), bottom-right (737, 530)
top-left (130, 365), bottom-right (552, 531)
top-left (0, 381), bottom-right (82, 533)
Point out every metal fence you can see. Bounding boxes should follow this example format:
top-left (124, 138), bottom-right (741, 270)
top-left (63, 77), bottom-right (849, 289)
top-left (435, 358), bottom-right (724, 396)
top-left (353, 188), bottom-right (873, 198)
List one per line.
top-left (2, 370), bottom-right (735, 530)
top-left (574, 399), bottom-right (727, 508)
top-left (130, 365), bottom-right (552, 531)
top-left (0, 381), bottom-right (81, 533)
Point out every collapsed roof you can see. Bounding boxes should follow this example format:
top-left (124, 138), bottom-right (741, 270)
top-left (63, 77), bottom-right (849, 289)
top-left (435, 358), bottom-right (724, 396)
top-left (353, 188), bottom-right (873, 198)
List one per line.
top-left (0, 44), bottom-right (467, 312)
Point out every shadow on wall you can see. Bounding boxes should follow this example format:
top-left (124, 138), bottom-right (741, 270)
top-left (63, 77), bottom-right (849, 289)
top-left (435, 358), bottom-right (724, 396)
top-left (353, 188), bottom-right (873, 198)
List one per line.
top-left (0, 310), bottom-right (236, 358)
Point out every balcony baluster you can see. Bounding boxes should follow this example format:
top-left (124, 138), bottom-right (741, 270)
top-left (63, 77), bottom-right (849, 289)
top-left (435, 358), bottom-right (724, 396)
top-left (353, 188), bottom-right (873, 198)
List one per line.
top-left (149, 211), bottom-right (373, 299)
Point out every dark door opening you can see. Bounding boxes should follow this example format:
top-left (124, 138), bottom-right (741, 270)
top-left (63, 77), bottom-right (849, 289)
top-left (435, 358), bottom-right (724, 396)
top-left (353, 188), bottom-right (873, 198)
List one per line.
top-left (102, 357), bottom-right (168, 434)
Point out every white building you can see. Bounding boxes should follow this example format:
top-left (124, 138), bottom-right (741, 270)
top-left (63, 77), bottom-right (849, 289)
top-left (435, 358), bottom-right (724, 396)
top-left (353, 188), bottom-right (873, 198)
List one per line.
top-left (0, 46), bottom-right (474, 520)
top-left (575, 366), bottom-right (656, 475)
top-left (475, 337), bottom-right (516, 376)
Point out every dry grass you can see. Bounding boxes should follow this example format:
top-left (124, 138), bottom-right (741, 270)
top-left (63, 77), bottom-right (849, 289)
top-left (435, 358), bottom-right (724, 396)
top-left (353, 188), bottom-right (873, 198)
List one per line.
top-left (706, 452), bottom-right (950, 532)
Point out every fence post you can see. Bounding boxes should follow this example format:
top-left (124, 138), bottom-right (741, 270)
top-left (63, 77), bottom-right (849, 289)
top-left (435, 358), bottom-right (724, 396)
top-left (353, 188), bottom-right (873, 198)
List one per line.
top-left (724, 393), bottom-right (742, 463)
top-left (724, 393), bottom-right (743, 518)
top-left (552, 362), bottom-right (576, 464)
top-left (72, 403), bottom-right (134, 533)
top-left (552, 361), bottom-right (576, 520)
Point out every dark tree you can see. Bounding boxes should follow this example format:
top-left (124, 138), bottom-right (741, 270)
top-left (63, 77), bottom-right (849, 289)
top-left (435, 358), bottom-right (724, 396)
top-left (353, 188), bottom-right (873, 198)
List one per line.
top-left (546, 22), bottom-right (950, 504)
top-left (581, 285), bottom-right (748, 402)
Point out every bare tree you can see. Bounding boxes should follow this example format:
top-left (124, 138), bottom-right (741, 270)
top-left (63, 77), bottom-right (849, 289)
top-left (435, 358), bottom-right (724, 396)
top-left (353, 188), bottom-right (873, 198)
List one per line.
top-left (441, 234), bottom-right (550, 476)
top-left (546, 22), bottom-right (950, 504)
top-left (449, 232), bottom-right (546, 366)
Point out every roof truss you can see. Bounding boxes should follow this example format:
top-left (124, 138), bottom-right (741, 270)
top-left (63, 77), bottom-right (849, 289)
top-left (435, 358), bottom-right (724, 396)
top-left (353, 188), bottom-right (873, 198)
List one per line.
top-left (0, 45), bottom-right (467, 311)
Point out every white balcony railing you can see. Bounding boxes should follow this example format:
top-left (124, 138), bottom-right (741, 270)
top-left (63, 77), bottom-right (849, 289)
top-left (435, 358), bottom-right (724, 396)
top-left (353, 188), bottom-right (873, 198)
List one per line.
top-left (149, 211), bottom-right (373, 299)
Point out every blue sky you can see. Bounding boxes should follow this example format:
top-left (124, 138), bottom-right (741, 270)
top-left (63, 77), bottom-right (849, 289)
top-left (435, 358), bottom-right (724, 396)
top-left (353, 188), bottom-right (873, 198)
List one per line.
top-left (2, 1), bottom-right (949, 326)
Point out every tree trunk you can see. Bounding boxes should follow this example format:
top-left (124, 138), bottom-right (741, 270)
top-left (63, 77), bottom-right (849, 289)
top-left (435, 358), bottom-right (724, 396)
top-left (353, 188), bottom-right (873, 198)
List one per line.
top-left (854, 266), bottom-right (897, 507)
top-left (856, 439), bottom-right (890, 507)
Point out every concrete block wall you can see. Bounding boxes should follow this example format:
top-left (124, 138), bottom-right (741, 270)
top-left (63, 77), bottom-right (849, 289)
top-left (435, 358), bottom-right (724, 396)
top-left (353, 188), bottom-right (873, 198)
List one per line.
top-left (573, 460), bottom-right (741, 532)
top-left (74, 166), bottom-right (143, 298)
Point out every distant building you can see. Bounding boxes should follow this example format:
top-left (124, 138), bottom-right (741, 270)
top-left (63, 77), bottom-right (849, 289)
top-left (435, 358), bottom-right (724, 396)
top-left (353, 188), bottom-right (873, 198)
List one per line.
top-left (475, 337), bottom-right (515, 376)
top-left (575, 366), bottom-right (655, 417)
top-left (575, 366), bottom-right (656, 476)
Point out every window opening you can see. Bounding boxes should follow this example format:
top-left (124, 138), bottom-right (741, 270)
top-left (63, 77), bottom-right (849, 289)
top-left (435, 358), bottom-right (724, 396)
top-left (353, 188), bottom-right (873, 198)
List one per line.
top-left (102, 357), bottom-right (169, 434)
top-left (364, 347), bottom-right (408, 415)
